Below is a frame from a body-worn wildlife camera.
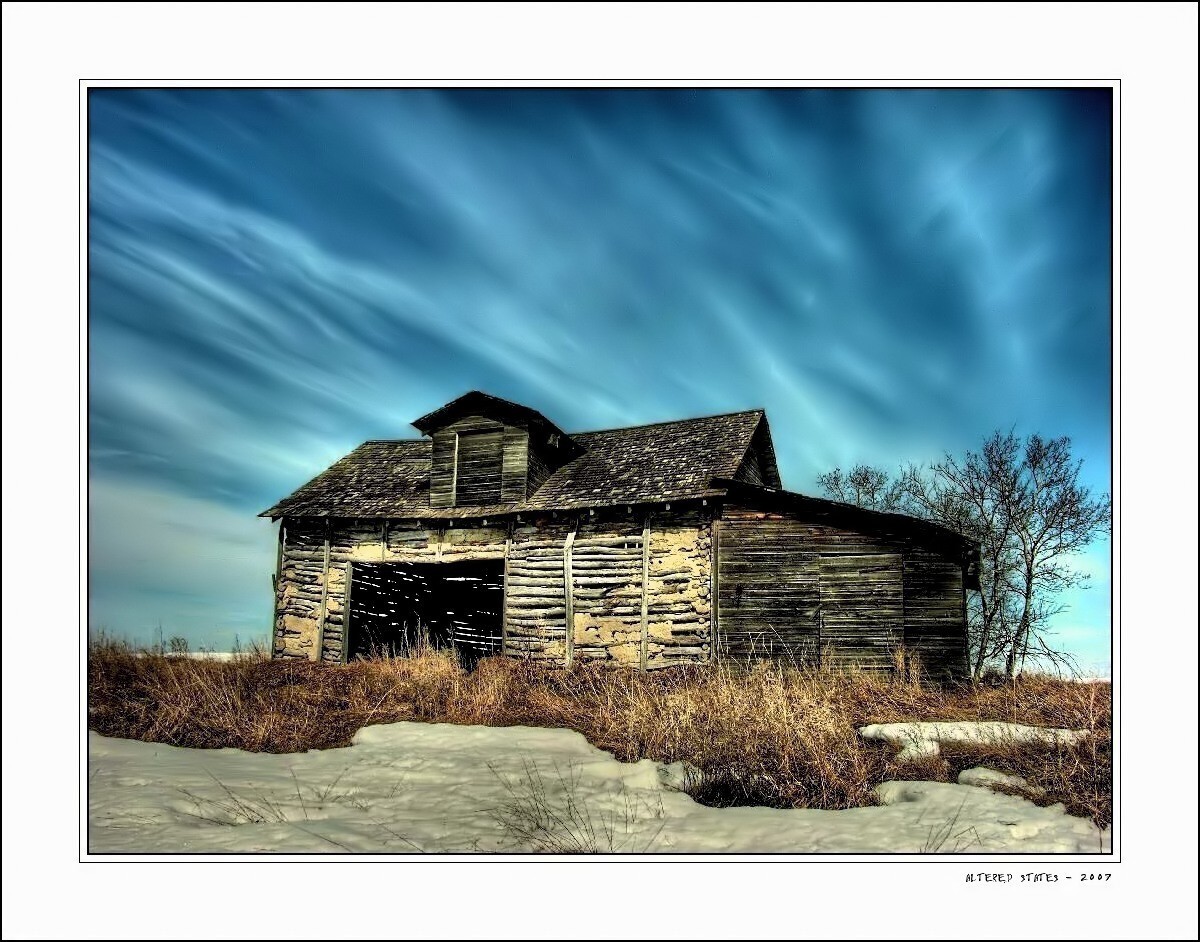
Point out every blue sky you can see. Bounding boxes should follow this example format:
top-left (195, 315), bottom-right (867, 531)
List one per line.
top-left (87, 88), bottom-right (1112, 672)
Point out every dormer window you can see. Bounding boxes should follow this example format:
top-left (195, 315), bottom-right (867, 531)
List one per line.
top-left (416, 392), bottom-right (582, 509)
top-left (454, 429), bottom-right (503, 505)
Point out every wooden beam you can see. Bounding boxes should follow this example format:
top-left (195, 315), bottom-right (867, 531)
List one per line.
top-left (271, 519), bottom-right (286, 658)
top-left (315, 519), bottom-right (331, 663)
top-left (639, 514), bottom-right (652, 671)
top-left (342, 561), bottom-right (354, 664)
top-left (563, 522), bottom-right (578, 668)
top-left (711, 519), bottom-right (721, 664)
top-left (381, 520), bottom-right (388, 562)
top-left (501, 522), bottom-right (512, 656)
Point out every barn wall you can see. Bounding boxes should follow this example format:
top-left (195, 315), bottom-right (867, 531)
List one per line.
top-left (717, 505), bottom-right (968, 679)
top-left (901, 549), bottom-right (968, 680)
top-left (273, 511), bottom-right (715, 667)
top-left (503, 517), bottom-right (574, 662)
top-left (566, 518), bottom-right (645, 665)
top-left (644, 508), bottom-right (713, 669)
top-left (272, 518), bottom-right (327, 659)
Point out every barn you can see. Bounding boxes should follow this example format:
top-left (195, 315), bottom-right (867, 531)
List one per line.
top-left (261, 392), bottom-right (979, 679)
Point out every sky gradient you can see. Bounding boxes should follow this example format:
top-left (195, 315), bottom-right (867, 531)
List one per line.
top-left (87, 88), bottom-right (1113, 672)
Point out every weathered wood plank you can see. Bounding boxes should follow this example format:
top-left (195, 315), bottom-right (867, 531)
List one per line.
top-left (563, 524), bottom-right (577, 667)
top-left (639, 516), bottom-right (651, 670)
top-left (314, 521), bottom-right (331, 662)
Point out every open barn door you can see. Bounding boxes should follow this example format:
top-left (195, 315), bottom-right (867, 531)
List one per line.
top-left (346, 560), bottom-right (503, 668)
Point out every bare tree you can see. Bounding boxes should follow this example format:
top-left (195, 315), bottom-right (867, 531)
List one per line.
top-left (816, 464), bottom-right (906, 512)
top-left (818, 432), bottom-right (1110, 680)
top-left (998, 434), bottom-right (1111, 678)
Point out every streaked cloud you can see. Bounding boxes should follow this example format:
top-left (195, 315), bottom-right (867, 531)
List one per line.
top-left (87, 88), bottom-right (1112, 665)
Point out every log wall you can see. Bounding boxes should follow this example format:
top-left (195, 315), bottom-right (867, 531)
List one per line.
top-left (272, 510), bottom-right (714, 668)
top-left (272, 503), bottom-right (963, 677)
top-left (643, 508), bottom-right (713, 669)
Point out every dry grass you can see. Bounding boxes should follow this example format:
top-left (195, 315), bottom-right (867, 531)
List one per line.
top-left (87, 639), bottom-right (1112, 826)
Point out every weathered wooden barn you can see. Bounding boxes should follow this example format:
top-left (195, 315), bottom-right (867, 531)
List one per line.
top-left (262, 392), bottom-right (979, 679)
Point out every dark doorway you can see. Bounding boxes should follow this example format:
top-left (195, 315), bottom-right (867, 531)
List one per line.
top-left (347, 560), bottom-right (504, 668)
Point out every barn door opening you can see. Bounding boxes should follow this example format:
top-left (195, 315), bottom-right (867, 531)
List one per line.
top-left (818, 554), bottom-right (903, 672)
top-left (346, 560), bottom-right (504, 669)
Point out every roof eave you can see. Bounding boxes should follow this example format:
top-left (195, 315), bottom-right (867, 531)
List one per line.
top-left (710, 477), bottom-right (981, 557)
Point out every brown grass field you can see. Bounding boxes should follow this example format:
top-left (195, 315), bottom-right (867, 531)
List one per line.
top-left (87, 640), bottom-right (1112, 827)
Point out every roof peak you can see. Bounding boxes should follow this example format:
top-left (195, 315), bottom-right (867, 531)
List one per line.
top-left (411, 390), bottom-right (565, 435)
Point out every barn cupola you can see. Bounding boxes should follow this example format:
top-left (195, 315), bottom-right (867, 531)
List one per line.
top-left (412, 391), bottom-right (581, 508)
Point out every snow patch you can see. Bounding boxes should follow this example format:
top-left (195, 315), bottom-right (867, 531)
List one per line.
top-left (88, 722), bottom-right (1108, 854)
top-left (859, 721), bottom-right (1090, 761)
top-left (958, 766), bottom-right (1037, 793)
top-left (163, 651), bottom-right (243, 661)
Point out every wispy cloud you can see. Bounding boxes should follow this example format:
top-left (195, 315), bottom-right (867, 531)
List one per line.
top-left (87, 88), bottom-right (1112, 666)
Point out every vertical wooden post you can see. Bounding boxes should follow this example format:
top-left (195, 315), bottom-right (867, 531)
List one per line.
top-left (501, 522), bottom-right (512, 656)
top-left (436, 527), bottom-right (444, 562)
top-left (342, 562), bottom-right (354, 664)
top-left (639, 515), bottom-right (651, 671)
top-left (315, 519), bottom-right (331, 662)
top-left (563, 522), bottom-right (578, 668)
top-left (381, 520), bottom-right (388, 562)
top-left (960, 559), bottom-right (970, 681)
top-left (710, 519), bottom-right (721, 663)
top-left (270, 519), bottom-right (286, 658)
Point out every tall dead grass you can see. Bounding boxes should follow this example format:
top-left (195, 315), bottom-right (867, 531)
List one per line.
top-left (87, 639), bottom-right (1111, 825)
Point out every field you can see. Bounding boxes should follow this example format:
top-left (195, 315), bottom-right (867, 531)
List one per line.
top-left (87, 640), bottom-right (1111, 853)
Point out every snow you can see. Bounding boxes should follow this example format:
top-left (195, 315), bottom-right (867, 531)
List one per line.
top-left (958, 766), bottom-right (1037, 793)
top-left (88, 722), bottom-right (1108, 854)
top-left (858, 721), bottom-right (1090, 761)
top-left (162, 651), bottom-right (242, 661)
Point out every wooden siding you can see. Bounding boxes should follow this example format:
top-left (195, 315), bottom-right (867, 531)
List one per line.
top-left (428, 415), bottom-right (531, 507)
top-left (501, 426), bottom-right (530, 502)
top-left (901, 549), bottom-right (968, 679)
top-left (716, 516), bottom-right (819, 662)
top-left (525, 438), bottom-right (554, 496)
top-left (716, 505), bottom-right (968, 679)
top-left (271, 503), bottom-right (964, 678)
top-left (818, 554), bottom-right (903, 671)
top-left (729, 420), bottom-right (782, 490)
top-left (455, 429), bottom-right (504, 505)
top-left (733, 450), bottom-right (766, 487)
top-left (428, 430), bottom-right (458, 508)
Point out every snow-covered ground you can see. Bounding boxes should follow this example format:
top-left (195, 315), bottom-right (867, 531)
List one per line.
top-left (859, 721), bottom-right (1091, 761)
top-left (88, 722), bottom-right (1108, 854)
top-left (161, 651), bottom-right (242, 661)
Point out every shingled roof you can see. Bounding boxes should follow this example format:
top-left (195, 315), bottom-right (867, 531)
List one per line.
top-left (261, 409), bottom-right (768, 520)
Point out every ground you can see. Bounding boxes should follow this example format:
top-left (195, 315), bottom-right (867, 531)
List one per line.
top-left (88, 722), bottom-right (1109, 854)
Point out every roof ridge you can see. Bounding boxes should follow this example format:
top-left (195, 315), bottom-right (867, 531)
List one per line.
top-left (571, 408), bottom-right (765, 436)
top-left (358, 410), bottom-right (766, 444)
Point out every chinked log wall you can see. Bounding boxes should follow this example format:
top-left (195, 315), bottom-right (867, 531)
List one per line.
top-left (272, 509), bottom-right (713, 668)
